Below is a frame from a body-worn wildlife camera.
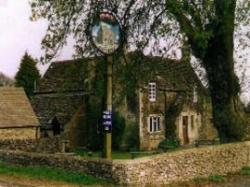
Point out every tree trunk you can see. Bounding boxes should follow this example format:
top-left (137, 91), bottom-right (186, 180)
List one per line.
top-left (204, 40), bottom-right (245, 142)
top-left (202, 0), bottom-right (246, 142)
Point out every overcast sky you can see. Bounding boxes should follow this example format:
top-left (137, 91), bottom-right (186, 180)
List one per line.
top-left (0, 0), bottom-right (74, 78)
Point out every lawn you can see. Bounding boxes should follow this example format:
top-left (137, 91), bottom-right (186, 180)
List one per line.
top-left (0, 162), bottom-right (111, 186)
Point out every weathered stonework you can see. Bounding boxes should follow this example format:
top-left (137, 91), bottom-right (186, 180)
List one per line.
top-left (115, 142), bottom-right (250, 185)
top-left (0, 137), bottom-right (61, 153)
top-left (0, 128), bottom-right (39, 140)
top-left (63, 105), bottom-right (87, 150)
top-left (0, 142), bottom-right (249, 185)
top-left (0, 87), bottom-right (40, 140)
top-left (176, 107), bottom-right (201, 145)
top-left (32, 93), bottom-right (86, 130)
top-left (139, 82), bottom-right (218, 150)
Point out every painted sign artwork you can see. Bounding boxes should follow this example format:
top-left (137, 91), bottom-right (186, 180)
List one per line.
top-left (91, 12), bottom-right (121, 54)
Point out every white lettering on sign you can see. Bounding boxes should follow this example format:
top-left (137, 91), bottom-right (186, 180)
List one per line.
top-left (103, 115), bottom-right (112, 119)
top-left (103, 121), bottom-right (112, 125)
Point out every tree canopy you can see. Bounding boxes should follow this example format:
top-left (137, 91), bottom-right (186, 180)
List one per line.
top-left (30, 0), bottom-right (250, 142)
top-left (0, 73), bottom-right (13, 87)
top-left (15, 52), bottom-right (41, 96)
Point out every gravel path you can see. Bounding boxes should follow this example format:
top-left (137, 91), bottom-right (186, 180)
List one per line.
top-left (0, 174), bottom-right (250, 187)
top-left (168, 175), bottom-right (250, 187)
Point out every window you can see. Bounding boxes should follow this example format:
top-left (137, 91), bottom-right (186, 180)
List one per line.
top-left (191, 115), bottom-right (194, 129)
top-left (148, 115), bottom-right (161, 133)
top-left (193, 86), bottom-right (198, 103)
top-left (148, 82), bottom-right (156, 102)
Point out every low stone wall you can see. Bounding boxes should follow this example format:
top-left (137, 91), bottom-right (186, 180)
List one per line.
top-left (0, 150), bottom-right (117, 182)
top-left (0, 142), bottom-right (249, 185)
top-left (118, 142), bottom-right (250, 185)
top-left (0, 137), bottom-right (61, 153)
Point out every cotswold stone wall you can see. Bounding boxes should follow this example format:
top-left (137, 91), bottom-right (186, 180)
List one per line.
top-left (0, 142), bottom-right (249, 185)
top-left (0, 128), bottom-right (39, 140)
top-left (0, 150), bottom-right (117, 182)
top-left (0, 137), bottom-right (61, 153)
top-left (117, 142), bottom-right (250, 185)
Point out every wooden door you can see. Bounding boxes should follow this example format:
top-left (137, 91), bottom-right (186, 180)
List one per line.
top-left (182, 116), bottom-right (189, 144)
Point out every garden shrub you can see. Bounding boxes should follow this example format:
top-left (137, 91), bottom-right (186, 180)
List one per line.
top-left (112, 112), bottom-right (126, 149)
top-left (158, 139), bottom-right (180, 151)
top-left (123, 122), bottom-right (139, 151)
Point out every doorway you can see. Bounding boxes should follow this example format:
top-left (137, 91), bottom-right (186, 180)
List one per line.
top-left (51, 117), bottom-right (61, 135)
top-left (182, 116), bottom-right (189, 144)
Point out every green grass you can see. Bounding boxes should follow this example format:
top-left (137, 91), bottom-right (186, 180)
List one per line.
top-left (0, 162), bottom-right (111, 185)
top-left (208, 175), bottom-right (226, 183)
top-left (240, 167), bottom-right (250, 175)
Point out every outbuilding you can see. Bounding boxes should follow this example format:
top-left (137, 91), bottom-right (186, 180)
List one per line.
top-left (0, 87), bottom-right (40, 140)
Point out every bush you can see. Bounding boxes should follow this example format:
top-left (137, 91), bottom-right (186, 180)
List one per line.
top-left (123, 122), bottom-right (139, 151)
top-left (112, 112), bottom-right (126, 149)
top-left (158, 139), bottom-right (180, 151)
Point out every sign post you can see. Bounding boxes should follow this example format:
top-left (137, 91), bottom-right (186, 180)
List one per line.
top-left (90, 11), bottom-right (122, 159)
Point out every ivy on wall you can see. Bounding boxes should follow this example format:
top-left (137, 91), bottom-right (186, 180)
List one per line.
top-left (165, 93), bottom-right (186, 140)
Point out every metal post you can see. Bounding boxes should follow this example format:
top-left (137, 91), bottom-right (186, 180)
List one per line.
top-left (104, 55), bottom-right (112, 159)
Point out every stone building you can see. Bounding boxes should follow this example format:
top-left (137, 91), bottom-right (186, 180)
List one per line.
top-left (31, 59), bottom-right (91, 150)
top-left (0, 87), bottom-right (40, 139)
top-left (137, 57), bottom-right (218, 150)
top-left (32, 53), bottom-right (218, 151)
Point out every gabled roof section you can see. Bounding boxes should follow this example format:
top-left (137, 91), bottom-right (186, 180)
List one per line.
top-left (37, 59), bottom-right (86, 93)
top-left (128, 52), bottom-right (205, 92)
top-left (37, 53), bottom-right (205, 94)
top-left (37, 57), bottom-right (105, 93)
top-left (0, 87), bottom-right (40, 128)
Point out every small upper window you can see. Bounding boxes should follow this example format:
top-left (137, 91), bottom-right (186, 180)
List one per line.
top-left (148, 82), bottom-right (156, 102)
top-left (193, 86), bottom-right (198, 103)
top-left (148, 115), bottom-right (161, 133)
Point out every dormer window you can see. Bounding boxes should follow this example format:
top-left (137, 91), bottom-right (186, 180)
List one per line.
top-left (148, 82), bottom-right (156, 102)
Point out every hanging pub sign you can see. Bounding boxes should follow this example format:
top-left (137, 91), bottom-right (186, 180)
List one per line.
top-left (90, 11), bottom-right (122, 55)
top-left (102, 110), bottom-right (112, 133)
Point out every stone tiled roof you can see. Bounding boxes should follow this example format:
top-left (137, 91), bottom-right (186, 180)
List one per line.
top-left (127, 53), bottom-right (204, 93)
top-left (37, 59), bottom-right (86, 93)
top-left (37, 57), bottom-right (103, 93)
top-left (146, 57), bottom-right (201, 91)
top-left (37, 53), bottom-right (204, 94)
top-left (0, 87), bottom-right (40, 128)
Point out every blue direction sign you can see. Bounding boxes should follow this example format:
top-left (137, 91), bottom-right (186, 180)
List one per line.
top-left (102, 110), bottom-right (112, 132)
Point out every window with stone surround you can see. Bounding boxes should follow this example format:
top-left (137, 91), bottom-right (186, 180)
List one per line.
top-left (148, 115), bottom-right (161, 133)
top-left (148, 82), bottom-right (156, 102)
top-left (193, 85), bottom-right (198, 103)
